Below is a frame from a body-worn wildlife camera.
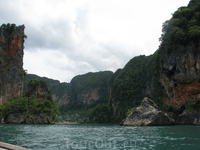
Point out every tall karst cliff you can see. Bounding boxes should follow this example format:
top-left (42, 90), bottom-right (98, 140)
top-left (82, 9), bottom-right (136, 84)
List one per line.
top-left (0, 24), bottom-right (26, 105)
top-left (109, 0), bottom-right (200, 120)
top-left (159, 0), bottom-right (200, 113)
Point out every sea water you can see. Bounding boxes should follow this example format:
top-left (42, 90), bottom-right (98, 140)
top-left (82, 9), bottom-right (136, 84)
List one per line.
top-left (0, 124), bottom-right (200, 150)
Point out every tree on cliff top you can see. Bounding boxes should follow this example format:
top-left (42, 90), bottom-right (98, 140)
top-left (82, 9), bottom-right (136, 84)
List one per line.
top-left (159, 0), bottom-right (200, 51)
top-left (0, 23), bottom-right (27, 39)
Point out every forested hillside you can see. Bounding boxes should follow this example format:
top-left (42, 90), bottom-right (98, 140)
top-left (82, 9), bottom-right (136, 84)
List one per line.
top-left (26, 71), bottom-right (113, 112)
top-left (109, 53), bottom-right (163, 119)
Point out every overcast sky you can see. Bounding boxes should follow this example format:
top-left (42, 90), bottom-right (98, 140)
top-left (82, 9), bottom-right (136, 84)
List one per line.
top-left (0, 0), bottom-right (189, 82)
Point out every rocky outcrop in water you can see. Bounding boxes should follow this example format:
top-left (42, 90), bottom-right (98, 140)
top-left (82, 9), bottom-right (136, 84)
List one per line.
top-left (177, 108), bottom-right (200, 125)
top-left (121, 98), bottom-right (175, 126)
top-left (160, 44), bottom-right (200, 113)
top-left (6, 113), bottom-right (54, 124)
top-left (0, 24), bottom-right (25, 105)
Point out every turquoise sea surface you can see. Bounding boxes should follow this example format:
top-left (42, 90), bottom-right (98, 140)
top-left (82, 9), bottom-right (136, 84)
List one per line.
top-left (0, 124), bottom-right (200, 150)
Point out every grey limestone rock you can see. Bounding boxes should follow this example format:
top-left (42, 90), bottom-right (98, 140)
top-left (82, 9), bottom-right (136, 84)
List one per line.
top-left (177, 108), bottom-right (200, 125)
top-left (121, 97), bottom-right (174, 126)
top-left (6, 114), bottom-right (25, 124)
top-left (5, 113), bottom-right (54, 124)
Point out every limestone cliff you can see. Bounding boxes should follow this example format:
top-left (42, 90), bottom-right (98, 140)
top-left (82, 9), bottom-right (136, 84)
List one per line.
top-left (70, 71), bottom-right (113, 109)
top-left (76, 88), bottom-right (100, 105)
top-left (47, 82), bottom-right (72, 106)
top-left (0, 24), bottom-right (25, 105)
top-left (160, 43), bottom-right (200, 112)
top-left (159, 0), bottom-right (200, 113)
top-left (110, 0), bottom-right (200, 121)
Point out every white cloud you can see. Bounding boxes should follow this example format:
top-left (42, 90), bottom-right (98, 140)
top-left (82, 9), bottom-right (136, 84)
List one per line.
top-left (0, 0), bottom-right (190, 82)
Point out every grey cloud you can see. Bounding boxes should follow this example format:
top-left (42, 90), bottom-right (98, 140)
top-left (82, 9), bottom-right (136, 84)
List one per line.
top-left (2, 0), bottom-right (184, 82)
top-left (0, 1), bottom-right (24, 25)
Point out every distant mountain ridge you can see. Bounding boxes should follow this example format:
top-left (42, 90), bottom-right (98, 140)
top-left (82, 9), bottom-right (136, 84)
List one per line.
top-left (26, 71), bottom-right (113, 112)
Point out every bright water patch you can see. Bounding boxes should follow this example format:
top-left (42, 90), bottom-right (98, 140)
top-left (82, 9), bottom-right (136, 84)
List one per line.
top-left (0, 124), bottom-right (200, 150)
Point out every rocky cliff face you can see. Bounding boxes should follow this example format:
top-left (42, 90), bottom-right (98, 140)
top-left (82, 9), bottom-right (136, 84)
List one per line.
top-left (159, 0), bottom-right (200, 113)
top-left (77, 88), bottom-right (100, 105)
top-left (0, 24), bottom-right (25, 105)
top-left (110, 0), bottom-right (200, 121)
top-left (70, 71), bottom-right (113, 109)
top-left (6, 113), bottom-right (54, 124)
top-left (53, 92), bottom-right (70, 106)
top-left (48, 82), bottom-right (72, 106)
top-left (160, 43), bottom-right (200, 112)
top-left (28, 79), bottom-right (51, 102)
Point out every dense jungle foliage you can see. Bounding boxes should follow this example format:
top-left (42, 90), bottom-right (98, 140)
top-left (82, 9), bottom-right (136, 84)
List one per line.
top-left (0, 80), bottom-right (59, 121)
top-left (159, 0), bottom-right (200, 50)
top-left (109, 53), bottom-right (163, 119)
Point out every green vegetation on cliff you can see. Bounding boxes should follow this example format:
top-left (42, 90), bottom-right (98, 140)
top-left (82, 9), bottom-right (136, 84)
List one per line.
top-left (88, 104), bottom-right (115, 123)
top-left (109, 52), bottom-right (163, 120)
top-left (0, 79), bottom-right (59, 121)
top-left (59, 71), bottom-right (114, 123)
top-left (1, 23), bottom-right (27, 40)
top-left (70, 71), bottom-right (113, 109)
top-left (0, 95), bottom-right (59, 121)
top-left (26, 74), bottom-right (73, 107)
top-left (26, 72), bottom-right (114, 123)
top-left (160, 0), bottom-right (200, 50)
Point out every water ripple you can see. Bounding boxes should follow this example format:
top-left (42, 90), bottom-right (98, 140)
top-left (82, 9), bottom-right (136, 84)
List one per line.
top-left (0, 124), bottom-right (200, 150)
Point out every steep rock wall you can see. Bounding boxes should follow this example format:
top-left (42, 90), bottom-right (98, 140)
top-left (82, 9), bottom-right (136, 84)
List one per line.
top-left (0, 24), bottom-right (25, 105)
top-left (77, 88), bottom-right (100, 105)
top-left (160, 43), bottom-right (200, 112)
top-left (70, 71), bottom-right (113, 109)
